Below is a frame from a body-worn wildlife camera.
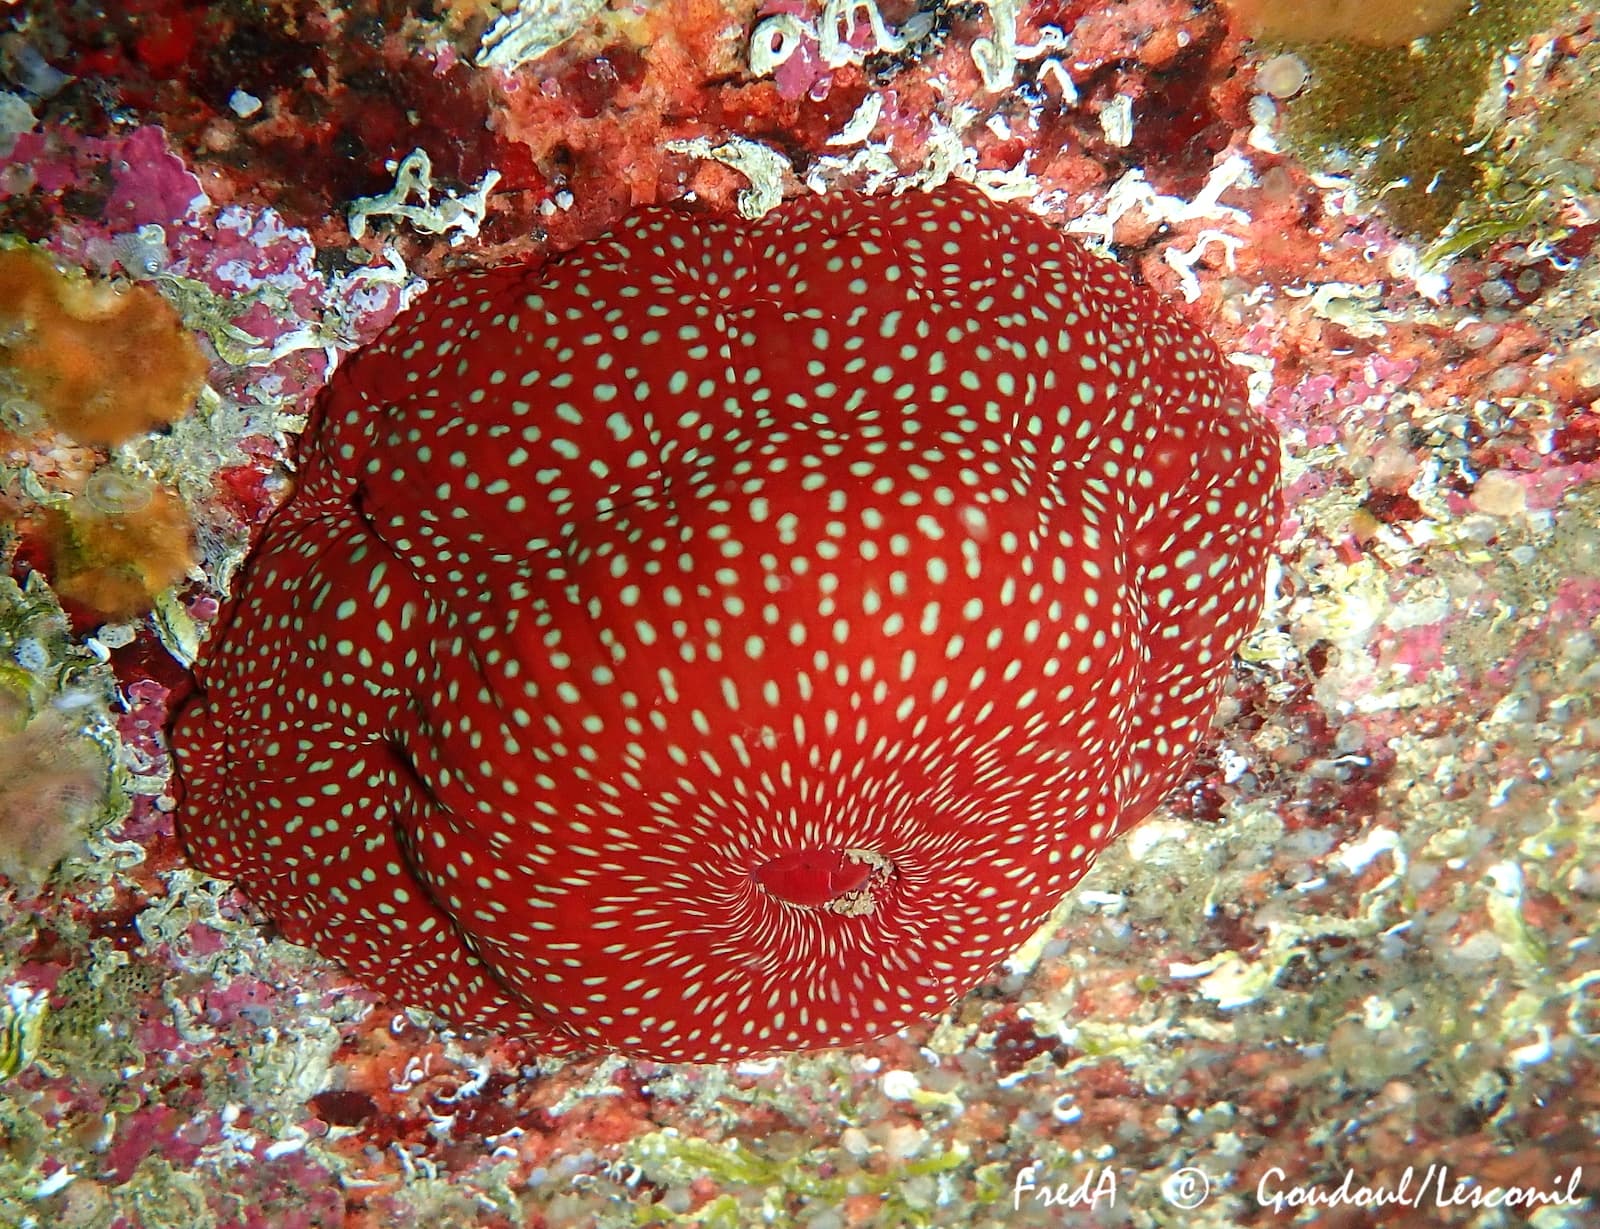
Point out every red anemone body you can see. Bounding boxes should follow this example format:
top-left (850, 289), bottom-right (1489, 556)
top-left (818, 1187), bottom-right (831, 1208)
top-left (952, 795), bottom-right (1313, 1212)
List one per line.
top-left (172, 181), bottom-right (1279, 1062)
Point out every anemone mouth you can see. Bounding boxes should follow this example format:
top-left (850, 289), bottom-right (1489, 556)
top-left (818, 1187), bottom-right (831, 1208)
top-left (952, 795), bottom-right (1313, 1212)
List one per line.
top-left (751, 847), bottom-right (898, 914)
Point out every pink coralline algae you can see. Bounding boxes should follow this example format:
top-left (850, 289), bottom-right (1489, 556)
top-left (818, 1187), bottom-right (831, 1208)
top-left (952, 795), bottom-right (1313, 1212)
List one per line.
top-left (5, 124), bottom-right (207, 228)
top-left (171, 180), bottom-right (1280, 1063)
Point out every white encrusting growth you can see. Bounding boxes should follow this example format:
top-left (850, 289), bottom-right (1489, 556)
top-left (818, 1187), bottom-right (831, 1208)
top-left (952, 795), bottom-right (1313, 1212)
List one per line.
top-left (172, 182), bottom-right (1278, 1063)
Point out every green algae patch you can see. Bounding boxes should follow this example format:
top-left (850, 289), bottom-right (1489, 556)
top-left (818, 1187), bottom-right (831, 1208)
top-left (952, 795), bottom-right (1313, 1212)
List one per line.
top-left (1267, 0), bottom-right (1575, 238)
top-left (624, 1130), bottom-right (971, 1226)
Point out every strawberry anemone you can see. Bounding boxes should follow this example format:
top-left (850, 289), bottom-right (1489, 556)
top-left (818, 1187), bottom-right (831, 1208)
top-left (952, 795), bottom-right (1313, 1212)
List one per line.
top-left (170, 181), bottom-right (1280, 1062)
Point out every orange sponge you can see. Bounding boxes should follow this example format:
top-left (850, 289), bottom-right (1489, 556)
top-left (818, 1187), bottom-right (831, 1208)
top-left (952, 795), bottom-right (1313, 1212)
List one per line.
top-left (0, 708), bottom-right (108, 888)
top-left (0, 248), bottom-right (207, 447)
top-left (39, 481), bottom-right (195, 619)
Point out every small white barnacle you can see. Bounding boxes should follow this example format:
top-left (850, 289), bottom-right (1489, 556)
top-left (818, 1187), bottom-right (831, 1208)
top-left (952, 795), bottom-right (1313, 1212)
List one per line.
top-left (750, 12), bottom-right (811, 77)
top-left (347, 148), bottom-right (502, 246)
top-left (665, 137), bottom-right (791, 220)
top-left (752, 0), bottom-right (915, 76)
top-left (818, 0), bottom-right (907, 68)
top-left (970, 0), bottom-right (1069, 92)
top-left (827, 94), bottom-right (884, 147)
